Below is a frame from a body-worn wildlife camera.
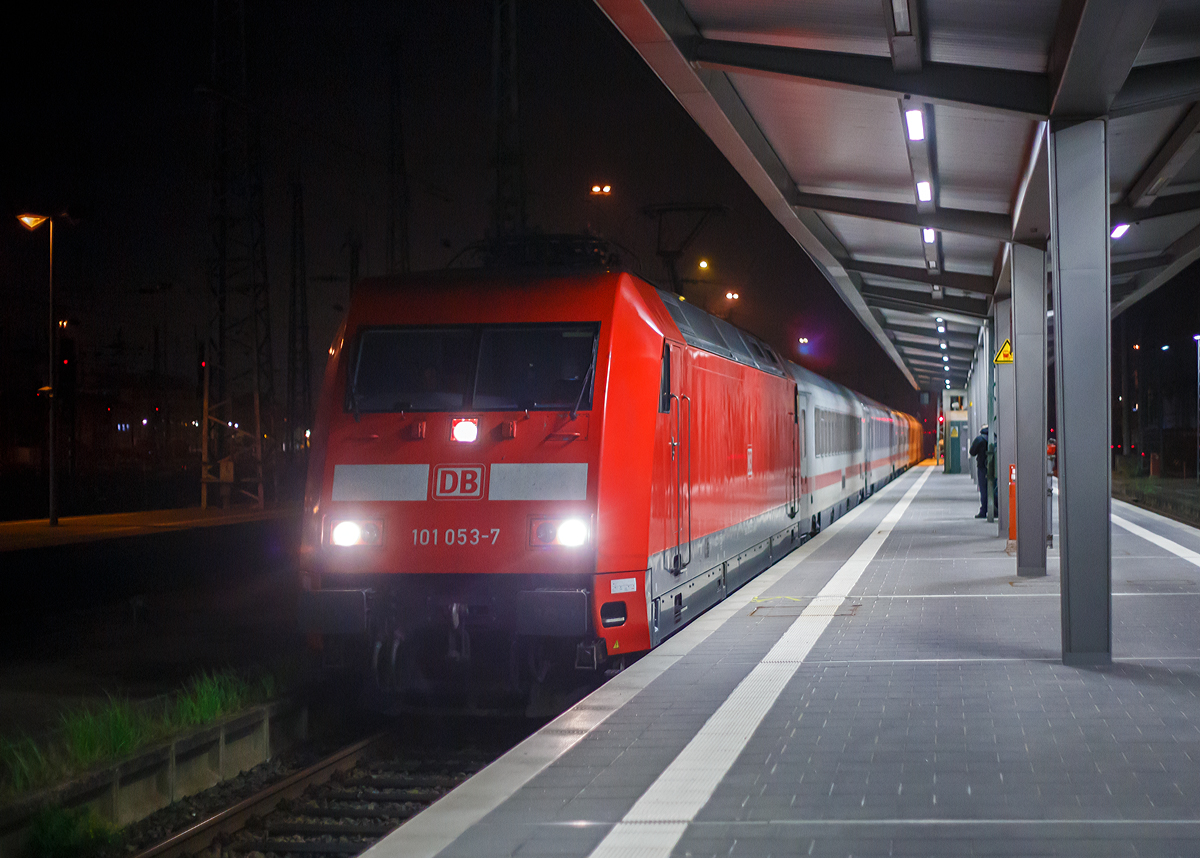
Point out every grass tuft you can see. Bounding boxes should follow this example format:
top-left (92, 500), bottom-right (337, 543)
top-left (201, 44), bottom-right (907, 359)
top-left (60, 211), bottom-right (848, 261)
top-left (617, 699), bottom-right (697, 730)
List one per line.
top-left (166, 671), bottom-right (250, 729)
top-left (0, 736), bottom-right (56, 795)
top-left (0, 668), bottom-right (283, 801)
top-left (26, 806), bottom-right (119, 858)
top-left (60, 698), bottom-right (153, 772)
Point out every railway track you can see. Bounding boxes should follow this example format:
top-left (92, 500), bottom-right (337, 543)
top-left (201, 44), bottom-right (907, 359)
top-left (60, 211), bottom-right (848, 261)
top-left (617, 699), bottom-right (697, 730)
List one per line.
top-left (130, 718), bottom-right (529, 858)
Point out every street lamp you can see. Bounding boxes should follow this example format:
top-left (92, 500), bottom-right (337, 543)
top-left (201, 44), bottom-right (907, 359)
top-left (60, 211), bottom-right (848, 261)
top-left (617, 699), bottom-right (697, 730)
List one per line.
top-left (19, 214), bottom-right (57, 525)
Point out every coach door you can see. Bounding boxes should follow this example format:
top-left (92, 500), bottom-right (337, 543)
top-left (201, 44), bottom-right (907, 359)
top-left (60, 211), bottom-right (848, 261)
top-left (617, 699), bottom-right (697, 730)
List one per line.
top-left (795, 390), bottom-right (809, 515)
top-left (662, 342), bottom-right (692, 574)
top-left (787, 385), bottom-right (801, 519)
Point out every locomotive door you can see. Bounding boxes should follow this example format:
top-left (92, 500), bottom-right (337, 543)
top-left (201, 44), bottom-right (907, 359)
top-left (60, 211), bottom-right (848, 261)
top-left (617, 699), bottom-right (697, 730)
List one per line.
top-left (663, 342), bottom-right (692, 574)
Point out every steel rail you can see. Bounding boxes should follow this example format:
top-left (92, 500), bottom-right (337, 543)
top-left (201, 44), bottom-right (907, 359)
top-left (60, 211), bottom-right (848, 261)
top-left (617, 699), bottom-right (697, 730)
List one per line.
top-left (129, 732), bottom-right (391, 858)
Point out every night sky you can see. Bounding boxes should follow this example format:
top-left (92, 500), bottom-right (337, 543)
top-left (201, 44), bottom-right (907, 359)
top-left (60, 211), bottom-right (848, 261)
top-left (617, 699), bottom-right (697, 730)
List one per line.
top-left (5, 1), bottom-right (920, 414)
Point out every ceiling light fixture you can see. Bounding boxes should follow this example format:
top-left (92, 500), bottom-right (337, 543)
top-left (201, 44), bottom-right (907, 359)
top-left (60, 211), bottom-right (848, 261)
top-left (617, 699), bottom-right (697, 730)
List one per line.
top-left (923, 227), bottom-right (936, 244)
top-left (916, 181), bottom-right (932, 202)
top-left (905, 109), bottom-right (925, 141)
top-left (1110, 223), bottom-right (1130, 239)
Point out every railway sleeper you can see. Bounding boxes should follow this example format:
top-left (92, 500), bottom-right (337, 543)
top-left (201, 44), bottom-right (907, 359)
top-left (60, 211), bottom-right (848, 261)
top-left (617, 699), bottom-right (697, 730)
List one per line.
top-left (231, 840), bottom-right (369, 854)
top-left (266, 822), bottom-right (399, 837)
top-left (346, 772), bottom-right (468, 787)
top-left (323, 788), bottom-right (442, 803)
top-left (295, 804), bottom-right (419, 819)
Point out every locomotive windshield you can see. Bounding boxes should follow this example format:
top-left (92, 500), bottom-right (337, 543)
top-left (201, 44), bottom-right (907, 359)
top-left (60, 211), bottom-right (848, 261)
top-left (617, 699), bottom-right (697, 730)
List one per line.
top-left (347, 323), bottom-right (599, 413)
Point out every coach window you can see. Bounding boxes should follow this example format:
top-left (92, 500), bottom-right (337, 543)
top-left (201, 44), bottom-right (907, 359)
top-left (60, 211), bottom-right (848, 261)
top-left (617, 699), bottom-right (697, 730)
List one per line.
top-left (659, 342), bottom-right (671, 412)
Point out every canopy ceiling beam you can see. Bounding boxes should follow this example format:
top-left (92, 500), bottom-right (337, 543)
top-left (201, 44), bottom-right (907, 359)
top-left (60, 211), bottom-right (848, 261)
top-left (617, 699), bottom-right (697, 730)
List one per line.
top-left (1047, 0), bottom-right (1162, 118)
top-left (792, 193), bottom-right (1014, 241)
top-left (842, 259), bottom-right (995, 295)
top-left (687, 37), bottom-right (1048, 117)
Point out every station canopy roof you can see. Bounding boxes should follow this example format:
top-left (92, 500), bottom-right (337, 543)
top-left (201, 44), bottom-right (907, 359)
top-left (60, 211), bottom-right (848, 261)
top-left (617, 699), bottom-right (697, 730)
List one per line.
top-left (594, 0), bottom-right (1200, 390)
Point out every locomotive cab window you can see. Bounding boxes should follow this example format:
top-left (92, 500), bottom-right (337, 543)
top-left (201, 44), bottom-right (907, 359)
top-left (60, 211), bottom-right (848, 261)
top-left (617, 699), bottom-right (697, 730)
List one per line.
top-left (348, 327), bottom-right (475, 413)
top-left (475, 324), bottom-right (599, 410)
top-left (346, 323), bottom-right (599, 413)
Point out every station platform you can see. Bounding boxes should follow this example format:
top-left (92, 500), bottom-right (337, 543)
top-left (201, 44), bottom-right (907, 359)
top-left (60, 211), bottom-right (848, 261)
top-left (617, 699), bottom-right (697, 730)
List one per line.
top-left (0, 506), bottom-right (292, 553)
top-left (368, 465), bottom-right (1200, 857)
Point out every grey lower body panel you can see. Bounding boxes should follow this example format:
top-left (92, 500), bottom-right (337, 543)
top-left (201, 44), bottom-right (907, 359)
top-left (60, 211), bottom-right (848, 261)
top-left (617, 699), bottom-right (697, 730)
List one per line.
top-left (648, 464), bottom-right (911, 646)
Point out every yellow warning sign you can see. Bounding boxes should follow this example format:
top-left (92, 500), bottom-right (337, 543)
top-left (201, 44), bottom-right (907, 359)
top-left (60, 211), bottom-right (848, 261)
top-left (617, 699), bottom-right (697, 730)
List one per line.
top-left (993, 339), bottom-right (1014, 364)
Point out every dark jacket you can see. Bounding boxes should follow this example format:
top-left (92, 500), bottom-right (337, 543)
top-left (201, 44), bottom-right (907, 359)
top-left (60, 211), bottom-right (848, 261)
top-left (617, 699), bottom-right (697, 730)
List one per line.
top-left (968, 431), bottom-right (989, 470)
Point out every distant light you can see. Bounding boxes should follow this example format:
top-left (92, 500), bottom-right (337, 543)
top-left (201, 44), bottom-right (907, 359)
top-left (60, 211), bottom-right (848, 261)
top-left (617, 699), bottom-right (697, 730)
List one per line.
top-left (905, 109), bottom-right (925, 141)
top-left (590, 184), bottom-right (611, 196)
top-left (935, 317), bottom-right (943, 323)
top-left (943, 366), bottom-right (949, 372)
top-left (305, 429), bottom-right (312, 438)
top-left (1110, 223), bottom-right (1130, 239)
top-left (18, 214), bottom-right (48, 231)
top-left (916, 181), bottom-right (932, 202)
top-left (725, 291), bottom-right (739, 300)
top-left (942, 355), bottom-right (948, 362)
top-left (923, 227), bottom-right (936, 244)
top-left (142, 418), bottom-right (148, 426)
top-left (698, 259), bottom-right (708, 270)
top-left (1161, 344), bottom-right (1169, 351)
top-left (1133, 344), bottom-right (1140, 350)
top-left (1194, 334), bottom-right (1200, 341)
top-left (602, 185), bottom-right (611, 194)
top-left (937, 325), bottom-right (945, 333)
top-left (798, 337), bottom-right (809, 344)
top-left (940, 342), bottom-right (947, 350)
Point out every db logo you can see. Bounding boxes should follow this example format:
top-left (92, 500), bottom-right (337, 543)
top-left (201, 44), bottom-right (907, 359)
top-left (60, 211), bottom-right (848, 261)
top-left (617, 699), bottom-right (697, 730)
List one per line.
top-left (432, 465), bottom-right (485, 499)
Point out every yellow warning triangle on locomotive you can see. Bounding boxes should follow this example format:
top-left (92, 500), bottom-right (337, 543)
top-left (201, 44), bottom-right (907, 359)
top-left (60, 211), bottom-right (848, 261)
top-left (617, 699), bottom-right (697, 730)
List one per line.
top-left (993, 339), bottom-right (1014, 364)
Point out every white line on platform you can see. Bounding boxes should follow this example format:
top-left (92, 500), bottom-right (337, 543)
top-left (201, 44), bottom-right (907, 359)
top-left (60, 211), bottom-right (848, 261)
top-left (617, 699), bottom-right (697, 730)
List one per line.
top-left (1112, 513), bottom-right (1200, 570)
top-left (362, 468), bottom-right (927, 858)
top-left (587, 467), bottom-right (933, 858)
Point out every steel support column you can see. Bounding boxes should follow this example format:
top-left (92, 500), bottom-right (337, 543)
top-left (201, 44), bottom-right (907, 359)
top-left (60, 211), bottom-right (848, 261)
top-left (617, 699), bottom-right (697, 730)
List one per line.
top-left (995, 298), bottom-right (1015, 539)
top-left (1012, 243), bottom-right (1048, 577)
top-left (1048, 119), bottom-right (1112, 665)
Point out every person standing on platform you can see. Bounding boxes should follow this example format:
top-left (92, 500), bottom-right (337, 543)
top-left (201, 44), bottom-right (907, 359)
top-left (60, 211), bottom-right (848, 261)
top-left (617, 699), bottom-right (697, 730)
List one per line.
top-left (969, 425), bottom-right (990, 519)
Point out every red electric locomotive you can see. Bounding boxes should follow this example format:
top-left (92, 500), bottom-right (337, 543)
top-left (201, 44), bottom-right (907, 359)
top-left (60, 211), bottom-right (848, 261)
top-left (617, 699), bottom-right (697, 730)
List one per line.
top-left (298, 263), bottom-right (920, 704)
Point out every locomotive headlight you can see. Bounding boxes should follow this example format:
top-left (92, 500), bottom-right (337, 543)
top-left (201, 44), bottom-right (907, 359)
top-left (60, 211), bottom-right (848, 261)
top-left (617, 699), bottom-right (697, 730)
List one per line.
top-left (451, 418), bottom-right (479, 443)
top-left (331, 521), bottom-right (361, 546)
top-left (557, 519), bottom-right (588, 547)
top-left (330, 519), bottom-right (382, 546)
top-left (529, 516), bottom-right (591, 547)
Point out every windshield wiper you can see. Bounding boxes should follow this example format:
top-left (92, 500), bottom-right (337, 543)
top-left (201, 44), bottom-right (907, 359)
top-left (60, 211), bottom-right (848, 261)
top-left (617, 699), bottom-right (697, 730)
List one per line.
top-left (570, 333), bottom-right (600, 421)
